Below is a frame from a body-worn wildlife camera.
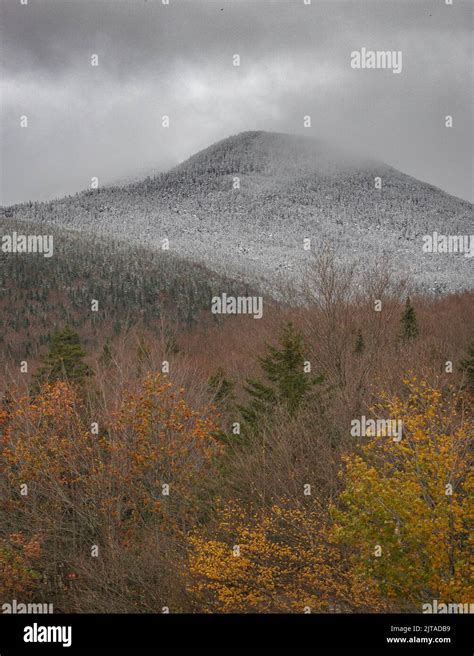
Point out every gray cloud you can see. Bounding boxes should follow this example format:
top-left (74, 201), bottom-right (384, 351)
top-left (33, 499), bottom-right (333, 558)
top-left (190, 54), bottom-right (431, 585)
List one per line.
top-left (1, 0), bottom-right (472, 205)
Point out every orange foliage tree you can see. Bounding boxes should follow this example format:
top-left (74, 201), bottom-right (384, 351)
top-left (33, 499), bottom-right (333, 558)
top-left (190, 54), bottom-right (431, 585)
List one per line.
top-left (0, 533), bottom-right (43, 600)
top-left (112, 374), bottom-right (222, 533)
top-left (1, 374), bottom-right (222, 608)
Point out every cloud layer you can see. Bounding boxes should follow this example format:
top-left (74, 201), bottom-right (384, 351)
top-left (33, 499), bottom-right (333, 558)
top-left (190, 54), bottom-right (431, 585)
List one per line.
top-left (1, 0), bottom-right (472, 204)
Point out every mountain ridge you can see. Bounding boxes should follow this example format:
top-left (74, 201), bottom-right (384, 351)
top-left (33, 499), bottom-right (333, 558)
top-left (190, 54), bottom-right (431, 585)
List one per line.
top-left (2, 130), bottom-right (472, 294)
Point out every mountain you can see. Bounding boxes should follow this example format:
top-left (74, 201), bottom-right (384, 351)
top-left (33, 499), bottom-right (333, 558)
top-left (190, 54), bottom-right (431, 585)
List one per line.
top-left (3, 131), bottom-right (473, 293)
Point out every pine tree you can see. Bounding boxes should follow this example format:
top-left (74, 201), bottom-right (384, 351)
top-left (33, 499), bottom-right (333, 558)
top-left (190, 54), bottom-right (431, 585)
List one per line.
top-left (239, 322), bottom-right (323, 428)
top-left (354, 329), bottom-right (365, 355)
top-left (33, 327), bottom-right (93, 388)
top-left (400, 297), bottom-right (419, 342)
top-left (208, 368), bottom-right (236, 445)
top-left (460, 341), bottom-right (474, 395)
top-left (100, 339), bottom-right (113, 366)
top-left (208, 367), bottom-right (235, 405)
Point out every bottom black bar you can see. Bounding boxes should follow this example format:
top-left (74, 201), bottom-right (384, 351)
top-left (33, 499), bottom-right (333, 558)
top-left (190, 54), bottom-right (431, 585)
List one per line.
top-left (0, 613), bottom-right (471, 654)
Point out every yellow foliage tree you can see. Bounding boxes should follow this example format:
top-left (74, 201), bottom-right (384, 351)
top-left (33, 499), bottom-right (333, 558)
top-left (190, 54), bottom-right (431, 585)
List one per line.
top-left (187, 499), bottom-right (382, 613)
top-left (331, 377), bottom-right (473, 610)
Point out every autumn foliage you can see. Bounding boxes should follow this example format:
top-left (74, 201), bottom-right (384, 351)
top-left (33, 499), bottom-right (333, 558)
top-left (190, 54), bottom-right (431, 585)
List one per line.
top-left (332, 378), bottom-right (473, 609)
top-left (0, 533), bottom-right (42, 600)
top-left (188, 500), bottom-right (382, 613)
top-left (1, 279), bottom-right (473, 613)
top-left (0, 375), bottom-right (221, 610)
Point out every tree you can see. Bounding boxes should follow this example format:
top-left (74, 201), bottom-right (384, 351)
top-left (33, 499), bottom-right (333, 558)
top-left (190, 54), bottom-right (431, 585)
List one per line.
top-left (1, 375), bottom-right (222, 610)
top-left (33, 327), bottom-right (93, 388)
top-left (332, 377), bottom-right (473, 610)
top-left (100, 339), bottom-right (113, 367)
top-left (239, 322), bottom-right (323, 428)
top-left (187, 499), bottom-right (380, 613)
top-left (353, 329), bottom-right (365, 355)
top-left (459, 340), bottom-right (474, 395)
top-left (208, 367), bottom-right (235, 406)
top-left (113, 373), bottom-right (222, 529)
top-left (399, 297), bottom-right (419, 341)
top-left (0, 533), bottom-right (42, 600)
top-left (136, 337), bottom-right (152, 374)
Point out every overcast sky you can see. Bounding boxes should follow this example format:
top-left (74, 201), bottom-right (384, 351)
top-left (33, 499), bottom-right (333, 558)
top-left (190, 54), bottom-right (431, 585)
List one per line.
top-left (1, 0), bottom-right (472, 205)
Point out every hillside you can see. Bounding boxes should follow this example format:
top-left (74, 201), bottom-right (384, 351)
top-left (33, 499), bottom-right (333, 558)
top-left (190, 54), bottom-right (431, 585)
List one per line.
top-left (3, 131), bottom-right (473, 293)
top-left (0, 217), bottom-right (250, 377)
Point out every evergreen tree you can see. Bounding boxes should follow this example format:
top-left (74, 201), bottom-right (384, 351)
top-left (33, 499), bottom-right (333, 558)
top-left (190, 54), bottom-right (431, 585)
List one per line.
top-left (208, 367), bottom-right (235, 405)
top-left (33, 327), bottom-right (93, 388)
top-left (354, 329), bottom-right (365, 355)
top-left (400, 297), bottom-right (419, 342)
top-left (100, 339), bottom-right (113, 367)
top-left (208, 368), bottom-right (236, 446)
top-left (239, 322), bottom-right (323, 428)
top-left (460, 341), bottom-right (474, 395)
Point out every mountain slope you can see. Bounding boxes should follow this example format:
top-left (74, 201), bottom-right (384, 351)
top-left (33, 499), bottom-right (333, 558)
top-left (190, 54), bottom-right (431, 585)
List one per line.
top-left (0, 216), bottom-right (249, 371)
top-left (3, 131), bottom-right (473, 293)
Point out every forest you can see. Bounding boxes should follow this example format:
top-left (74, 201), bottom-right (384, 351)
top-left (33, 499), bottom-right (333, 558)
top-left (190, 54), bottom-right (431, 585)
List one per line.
top-left (1, 250), bottom-right (472, 613)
